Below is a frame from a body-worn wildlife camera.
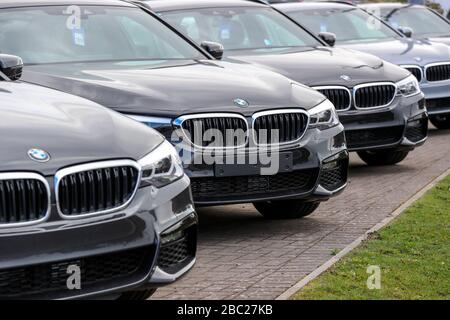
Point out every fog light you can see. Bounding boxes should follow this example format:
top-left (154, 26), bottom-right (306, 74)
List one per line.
top-left (407, 120), bottom-right (421, 127)
top-left (419, 99), bottom-right (426, 110)
top-left (161, 230), bottom-right (184, 245)
top-left (323, 160), bottom-right (339, 170)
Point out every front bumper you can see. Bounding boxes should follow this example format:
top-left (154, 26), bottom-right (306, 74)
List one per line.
top-left (0, 175), bottom-right (197, 300)
top-left (338, 93), bottom-right (428, 152)
top-left (182, 124), bottom-right (349, 206)
top-left (420, 80), bottom-right (450, 116)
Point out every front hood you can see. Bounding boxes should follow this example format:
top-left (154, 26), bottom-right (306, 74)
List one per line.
top-left (340, 38), bottom-right (450, 67)
top-left (0, 82), bottom-right (162, 175)
top-left (23, 59), bottom-right (325, 117)
top-left (225, 46), bottom-right (409, 87)
top-left (426, 36), bottom-right (450, 47)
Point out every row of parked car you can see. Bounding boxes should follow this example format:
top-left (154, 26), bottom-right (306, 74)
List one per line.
top-left (0, 0), bottom-right (449, 299)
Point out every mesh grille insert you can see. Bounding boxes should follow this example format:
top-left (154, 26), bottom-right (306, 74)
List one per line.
top-left (0, 246), bottom-right (153, 299)
top-left (319, 161), bottom-right (348, 191)
top-left (191, 169), bottom-right (318, 203)
top-left (405, 119), bottom-right (428, 143)
top-left (345, 126), bottom-right (404, 150)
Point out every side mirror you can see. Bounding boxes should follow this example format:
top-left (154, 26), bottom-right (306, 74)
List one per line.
top-left (397, 26), bottom-right (413, 38)
top-left (200, 41), bottom-right (224, 60)
top-left (318, 32), bottom-right (336, 47)
top-left (0, 54), bottom-right (23, 81)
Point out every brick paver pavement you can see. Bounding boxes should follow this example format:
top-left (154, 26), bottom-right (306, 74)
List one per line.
top-left (153, 128), bottom-right (450, 300)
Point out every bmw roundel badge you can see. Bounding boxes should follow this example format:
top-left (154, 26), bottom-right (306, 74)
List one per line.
top-left (28, 148), bottom-right (50, 163)
top-left (234, 98), bottom-right (249, 108)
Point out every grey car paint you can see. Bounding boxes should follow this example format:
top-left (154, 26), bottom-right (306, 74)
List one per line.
top-left (150, 0), bottom-right (427, 154)
top-left (0, 75), bottom-right (197, 299)
top-left (223, 47), bottom-right (409, 88)
top-left (360, 3), bottom-right (450, 46)
top-left (0, 81), bottom-right (161, 175)
top-left (0, 0), bottom-right (350, 207)
top-left (22, 60), bottom-right (325, 117)
top-left (274, 1), bottom-right (450, 116)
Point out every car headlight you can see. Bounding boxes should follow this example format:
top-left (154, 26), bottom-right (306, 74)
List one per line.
top-left (396, 74), bottom-right (420, 97)
top-left (308, 99), bottom-right (340, 130)
top-left (138, 140), bottom-right (184, 188)
top-left (125, 114), bottom-right (172, 128)
top-left (125, 114), bottom-right (174, 140)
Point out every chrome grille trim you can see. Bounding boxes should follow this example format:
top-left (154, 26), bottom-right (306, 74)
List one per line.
top-left (353, 82), bottom-right (397, 110)
top-left (55, 160), bottom-right (142, 220)
top-left (173, 113), bottom-right (249, 150)
top-left (251, 109), bottom-right (310, 146)
top-left (313, 86), bottom-right (352, 111)
top-left (0, 172), bottom-right (51, 228)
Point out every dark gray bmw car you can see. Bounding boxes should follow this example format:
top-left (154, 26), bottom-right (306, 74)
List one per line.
top-left (0, 0), bottom-right (349, 219)
top-left (151, 0), bottom-right (428, 166)
top-left (0, 54), bottom-right (197, 300)
top-left (274, 1), bottom-right (450, 130)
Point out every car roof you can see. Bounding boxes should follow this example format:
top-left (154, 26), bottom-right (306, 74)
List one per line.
top-left (0, 0), bottom-right (134, 9)
top-left (146, 0), bottom-right (267, 12)
top-left (273, 1), bottom-right (356, 12)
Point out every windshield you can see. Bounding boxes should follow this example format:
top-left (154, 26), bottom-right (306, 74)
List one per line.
top-left (285, 7), bottom-right (401, 43)
top-left (161, 7), bottom-right (321, 52)
top-left (0, 5), bottom-right (204, 64)
top-left (381, 7), bottom-right (450, 37)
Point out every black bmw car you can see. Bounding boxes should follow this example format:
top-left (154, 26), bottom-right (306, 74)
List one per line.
top-left (0, 54), bottom-right (197, 300)
top-left (150, 0), bottom-right (428, 166)
top-left (0, 0), bottom-right (349, 219)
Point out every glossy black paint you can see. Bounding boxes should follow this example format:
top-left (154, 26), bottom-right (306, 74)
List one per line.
top-left (201, 41), bottom-right (225, 60)
top-left (318, 32), bottom-right (337, 46)
top-left (224, 47), bottom-right (409, 87)
top-left (22, 60), bottom-right (324, 117)
top-left (0, 54), bottom-right (23, 80)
